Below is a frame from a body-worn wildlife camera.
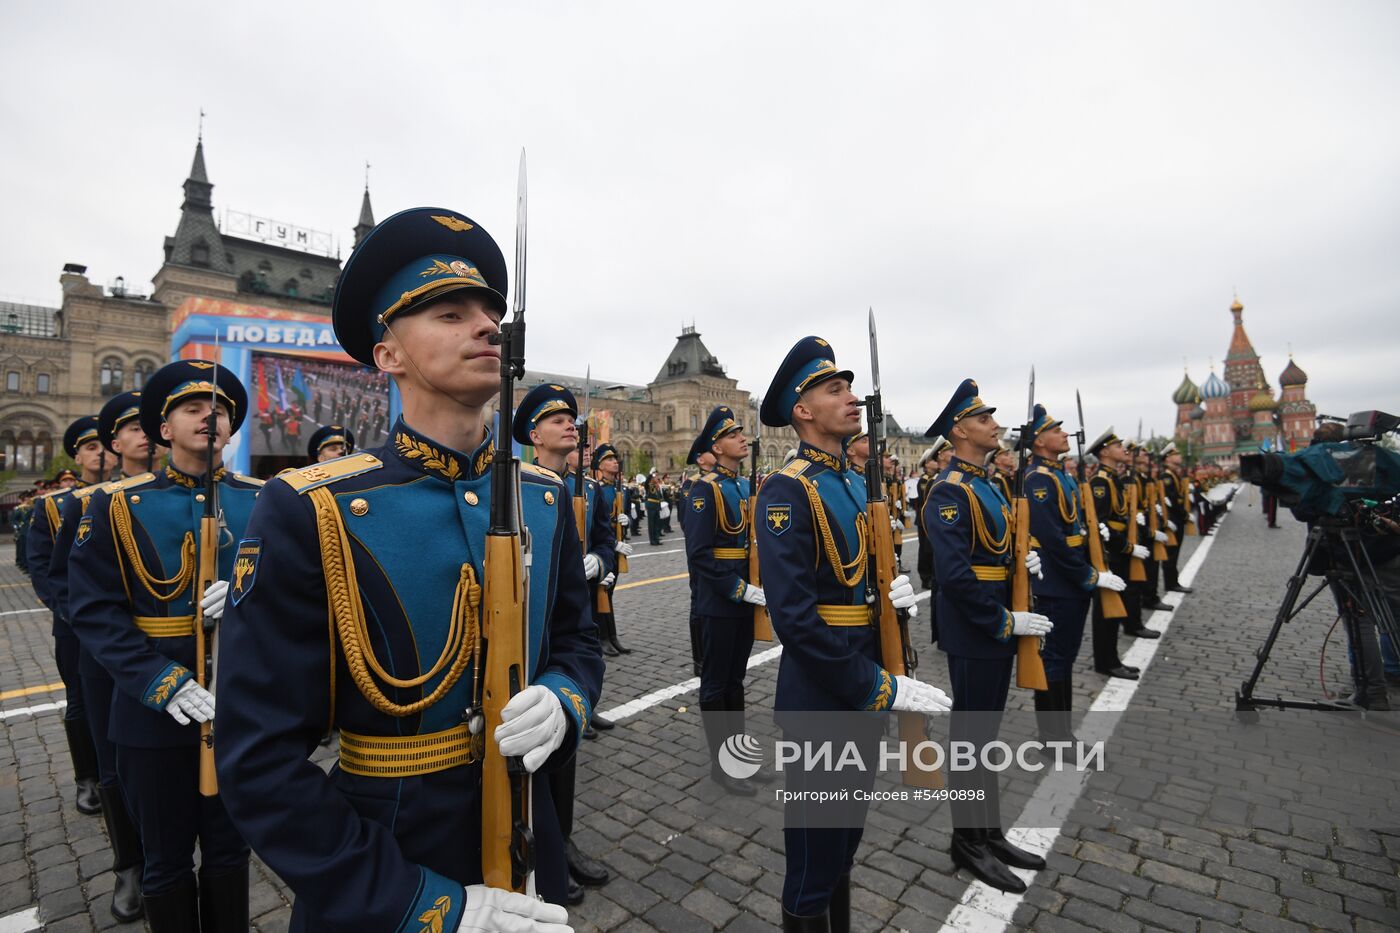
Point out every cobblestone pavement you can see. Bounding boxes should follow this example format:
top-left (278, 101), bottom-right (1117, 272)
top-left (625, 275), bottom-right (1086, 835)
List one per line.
top-left (2, 489), bottom-right (1397, 931)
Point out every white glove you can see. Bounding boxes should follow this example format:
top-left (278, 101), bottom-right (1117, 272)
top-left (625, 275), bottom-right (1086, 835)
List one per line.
top-left (617, 514), bottom-right (629, 527)
top-left (659, 502), bottom-right (671, 519)
top-left (1136, 512), bottom-right (1146, 527)
top-left (1132, 544), bottom-right (1150, 560)
top-left (165, 680), bottom-right (215, 725)
top-left (1153, 530), bottom-right (1168, 543)
top-left (455, 884), bottom-right (572, 933)
top-left (200, 580), bottom-right (229, 621)
top-left (582, 553), bottom-right (602, 580)
top-left (891, 675), bottom-right (952, 714)
top-left (893, 519), bottom-right (905, 533)
top-left (1167, 520), bottom-right (1177, 532)
top-left (601, 572), bottom-right (616, 588)
top-left (1099, 522), bottom-right (1110, 542)
top-left (494, 685), bottom-right (568, 773)
top-left (1025, 550), bottom-right (1043, 579)
top-left (1011, 612), bottom-right (1053, 636)
top-left (742, 584), bottom-right (766, 606)
top-left (616, 541), bottom-right (634, 557)
top-left (888, 574), bottom-right (919, 617)
top-left (1096, 570), bottom-right (1127, 592)
top-left (1155, 504), bottom-right (1163, 517)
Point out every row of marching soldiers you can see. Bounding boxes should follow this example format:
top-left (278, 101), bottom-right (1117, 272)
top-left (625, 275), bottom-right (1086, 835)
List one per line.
top-left (679, 338), bottom-right (1217, 931)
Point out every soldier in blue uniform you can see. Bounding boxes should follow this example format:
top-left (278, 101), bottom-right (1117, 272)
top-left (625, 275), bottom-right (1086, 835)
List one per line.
top-left (68, 361), bottom-right (261, 931)
top-left (49, 392), bottom-right (152, 921)
top-left (306, 423), bottom-right (354, 463)
top-left (214, 207), bottom-right (596, 933)
top-left (512, 382), bottom-right (615, 901)
top-left (1159, 442), bottom-right (1192, 593)
top-left (680, 449), bottom-right (716, 676)
top-left (681, 406), bottom-right (770, 797)
top-left (28, 415), bottom-right (109, 817)
top-left (923, 378), bottom-right (1049, 895)
top-left (1087, 428), bottom-right (1149, 679)
top-left (1021, 405), bottom-right (1126, 744)
top-left (756, 338), bottom-right (950, 932)
top-left (590, 443), bottom-right (633, 657)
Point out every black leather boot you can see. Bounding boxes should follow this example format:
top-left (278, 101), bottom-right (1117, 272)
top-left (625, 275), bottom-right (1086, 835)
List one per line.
top-left (782, 909), bottom-right (831, 932)
top-left (591, 713), bottom-right (615, 731)
top-left (986, 828), bottom-right (1047, 870)
top-left (699, 699), bottom-right (755, 796)
top-left (606, 611), bottom-right (632, 655)
top-left (199, 864), bottom-right (249, 933)
top-left (98, 784), bottom-right (144, 921)
top-left (724, 687), bottom-right (774, 783)
top-left (144, 877), bottom-right (198, 933)
top-left (63, 719), bottom-right (102, 815)
top-left (951, 828), bottom-right (1026, 893)
top-left (828, 872), bottom-right (851, 933)
top-left (566, 838), bottom-right (611, 886)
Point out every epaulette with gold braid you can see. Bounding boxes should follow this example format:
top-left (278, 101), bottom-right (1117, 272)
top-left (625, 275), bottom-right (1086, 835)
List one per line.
top-left (104, 472), bottom-right (156, 495)
top-left (281, 454), bottom-right (383, 494)
top-left (233, 473), bottom-right (266, 487)
top-left (521, 462), bottom-right (562, 481)
top-left (72, 483), bottom-right (105, 501)
top-left (779, 460), bottom-right (810, 479)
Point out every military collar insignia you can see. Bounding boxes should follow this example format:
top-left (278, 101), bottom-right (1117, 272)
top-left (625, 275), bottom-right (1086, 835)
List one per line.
top-left (164, 464), bottom-right (227, 488)
top-left (391, 418), bottom-right (495, 482)
top-left (1032, 454), bottom-right (1064, 472)
top-left (797, 441), bottom-right (845, 474)
top-left (950, 457), bottom-right (986, 478)
top-left (850, 462), bottom-right (866, 476)
top-left (712, 463), bottom-right (739, 480)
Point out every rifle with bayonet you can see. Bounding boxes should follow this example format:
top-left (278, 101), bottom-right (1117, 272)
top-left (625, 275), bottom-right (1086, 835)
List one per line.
top-left (195, 343), bottom-right (221, 796)
top-left (1010, 368), bottom-right (1048, 691)
top-left (748, 397), bottom-right (772, 642)
top-left (865, 309), bottom-right (940, 789)
top-left (612, 461), bottom-right (628, 575)
top-left (575, 369), bottom-right (612, 617)
top-left (482, 150), bottom-right (535, 894)
top-left (1074, 391), bottom-right (1126, 618)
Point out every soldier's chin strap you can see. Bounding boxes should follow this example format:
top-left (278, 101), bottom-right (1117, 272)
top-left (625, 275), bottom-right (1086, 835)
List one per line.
top-left (382, 319), bottom-right (496, 428)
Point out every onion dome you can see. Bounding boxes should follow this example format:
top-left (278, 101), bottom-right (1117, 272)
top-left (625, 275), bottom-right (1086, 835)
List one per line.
top-left (1189, 405), bottom-right (1205, 421)
top-left (1279, 356), bottom-right (1308, 387)
top-left (1230, 296), bottom-right (1244, 313)
top-left (1249, 384), bottom-right (1276, 412)
top-left (1172, 371), bottom-right (1201, 405)
top-left (1200, 370), bottom-right (1229, 399)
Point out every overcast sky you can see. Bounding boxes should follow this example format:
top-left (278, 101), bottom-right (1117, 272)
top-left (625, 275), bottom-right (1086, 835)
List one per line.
top-left (3, 1), bottom-right (1397, 439)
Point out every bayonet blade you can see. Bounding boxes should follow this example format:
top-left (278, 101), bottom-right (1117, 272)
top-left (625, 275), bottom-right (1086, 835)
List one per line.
top-left (512, 149), bottom-right (527, 322)
top-left (1076, 389), bottom-right (1085, 432)
top-left (1026, 365), bottom-right (1036, 425)
top-left (867, 307), bottom-right (881, 398)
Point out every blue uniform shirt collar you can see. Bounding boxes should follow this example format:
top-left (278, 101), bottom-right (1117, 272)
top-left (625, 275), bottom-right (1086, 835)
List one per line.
top-left (711, 462), bottom-right (739, 480)
top-left (391, 416), bottom-right (495, 482)
top-left (1031, 454), bottom-right (1063, 472)
top-left (950, 456), bottom-right (987, 478)
top-left (797, 441), bottom-right (845, 474)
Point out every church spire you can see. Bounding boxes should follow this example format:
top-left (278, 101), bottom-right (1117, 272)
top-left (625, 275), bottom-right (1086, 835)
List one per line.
top-left (163, 121), bottom-right (231, 272)
top-left (182, 132), bottom-right (214, 212)
top-left (353, 161), bottom-right (376, 247)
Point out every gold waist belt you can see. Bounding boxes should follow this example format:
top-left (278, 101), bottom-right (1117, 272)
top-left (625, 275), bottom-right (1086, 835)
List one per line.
top-left (1106, 520), bottom-right (1127, 531)
top-left (135, 615), bottom-right (196, 638)
top-left (971, 565), bottom-right (1009, 581)
top-left (339, 724), bottom-right (484, 778)
top-left (817, 604), bottom-right (872, 627)
top-left (711, 547), bottom-right (749, 560)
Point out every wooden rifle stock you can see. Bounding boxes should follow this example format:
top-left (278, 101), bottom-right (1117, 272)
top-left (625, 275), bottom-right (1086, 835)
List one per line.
top-left (612, 478), bottom-right (628, 574)
top-left (195, 509), bottom-right (219, 797)
top-left (481, 527), bottom-right (531, 892)
top-left (869, 497), bottom-right (941, 788)
top-left (748, 483), bottom-right (772, 642)
top-left (1079, 482), bottom-right (1127, 618)
top-left (575, 490), bottom-right (612, 615)
top-left (1010, 493), bottom-right (1048, 691)
top-left (1147, 479), bottom-right (1168, 560)
top-left (1125, 484), bottom-right (1147, 582)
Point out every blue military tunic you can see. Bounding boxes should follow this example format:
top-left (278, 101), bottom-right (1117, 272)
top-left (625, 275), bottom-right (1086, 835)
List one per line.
top-left (562, 472), bottom-right (617, 577)
top-left (924, 457), bottom-right (1016, 659)
top-left (1023, 455), bottom-right (1098, 599)
top-left (682, 464), bottom-right (753, 620)
top-left (756, 442), bottom-right (894, 714)
top-left (215, 418), bottom-right (603, 933)
top-left (69, 466), bottom-right (262, 746)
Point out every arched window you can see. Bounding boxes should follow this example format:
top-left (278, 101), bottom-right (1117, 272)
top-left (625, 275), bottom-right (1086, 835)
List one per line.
top-left (15, 429), bottom-right (33, 472)
top-left (133, 361), bottom-right (155, 389)
top-left (100, 357), bottom-right (123, 396)
top-left (0, 429), bottom-right (14, 470)
top-left (5, 371), bottom-right (18, 392)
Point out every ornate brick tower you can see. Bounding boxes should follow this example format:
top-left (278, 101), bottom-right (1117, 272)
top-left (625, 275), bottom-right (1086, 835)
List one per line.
top-left (1222, 295), bottom-right (1267, 459)
top-left (1200, 366), bottom-right (1234, 462)
top-left (1172, 369), bottom-right (1201, 439)
top-left (1277, 355), bottom-right (1316, 451)
top-left (1248, 380), bottom-right (1278, 448)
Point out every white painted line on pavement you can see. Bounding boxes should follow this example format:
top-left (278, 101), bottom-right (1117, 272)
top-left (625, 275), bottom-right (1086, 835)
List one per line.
top-left (0, 907), bottom-right (41, 933)
top-left (0, 700), bottom-right (67, 722)
top-left (625, 547), bottom-right (684, 558)
top-left (0, 608), bottom-right (46, 617)
top-left (934, 498), bottom-right (1232, 933)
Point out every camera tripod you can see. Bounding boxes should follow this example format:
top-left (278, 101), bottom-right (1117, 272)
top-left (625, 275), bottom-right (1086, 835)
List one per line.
top-left (1236, 520), bottom-right (1399, 715)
